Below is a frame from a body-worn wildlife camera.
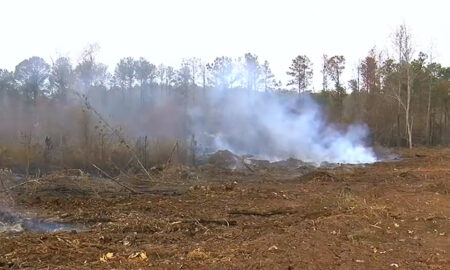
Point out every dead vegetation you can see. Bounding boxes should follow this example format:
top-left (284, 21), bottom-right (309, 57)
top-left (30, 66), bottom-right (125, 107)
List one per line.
top-left (0, 148), bottom-right (449, 269)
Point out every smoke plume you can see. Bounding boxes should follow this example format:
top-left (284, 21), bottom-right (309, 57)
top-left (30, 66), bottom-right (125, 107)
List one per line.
top-left (191, 90), bottom-right (376, 164)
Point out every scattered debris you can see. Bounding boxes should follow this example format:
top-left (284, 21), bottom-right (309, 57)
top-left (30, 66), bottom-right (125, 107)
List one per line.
top-left (128, 251), bottom-right (148, 261)
top-left (187, 248), bottom-right (209, 260)
top-left (0, 223), bottom-right (23, 233)
top-left (92, 164), bottom-right (141, 194)
top-left (100, 252), bottom-right (114, 262)
top-left (1, 148), bottom-right (449, 269)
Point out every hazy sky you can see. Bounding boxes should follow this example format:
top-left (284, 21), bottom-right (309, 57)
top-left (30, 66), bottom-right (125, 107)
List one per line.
top-left (1, 0), bottom-right (449, 89)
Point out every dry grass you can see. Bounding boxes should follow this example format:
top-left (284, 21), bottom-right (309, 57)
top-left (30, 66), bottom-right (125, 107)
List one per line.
top-left (0, 137), bottom-right (188, 175)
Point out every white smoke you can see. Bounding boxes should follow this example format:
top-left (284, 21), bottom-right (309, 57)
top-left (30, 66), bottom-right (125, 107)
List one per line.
top-left (191, 90), bottom-right (376, 164)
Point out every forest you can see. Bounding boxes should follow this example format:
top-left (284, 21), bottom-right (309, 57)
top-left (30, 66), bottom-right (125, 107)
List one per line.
top-left (1, 24), bottom-right (449, 174)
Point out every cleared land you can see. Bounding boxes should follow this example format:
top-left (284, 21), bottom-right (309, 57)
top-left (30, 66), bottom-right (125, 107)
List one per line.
top-left (0, 148), bottom-right (449, 269)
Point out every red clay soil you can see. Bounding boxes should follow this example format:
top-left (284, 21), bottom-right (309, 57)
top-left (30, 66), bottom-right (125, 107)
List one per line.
top-left (1, 148), bottom-right (450, 269)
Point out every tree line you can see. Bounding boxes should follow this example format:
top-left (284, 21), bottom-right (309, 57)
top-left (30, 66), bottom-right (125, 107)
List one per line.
top-left (1, 25), bottom-right (450, 149)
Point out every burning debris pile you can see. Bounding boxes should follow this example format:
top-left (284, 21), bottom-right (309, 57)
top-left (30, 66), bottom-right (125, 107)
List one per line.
top-left (206, 150), bottom-right (247, 171)
top-left (192, 92), bottom-right (377, 165)
top-left (201, 149), bottom-right (375, 173)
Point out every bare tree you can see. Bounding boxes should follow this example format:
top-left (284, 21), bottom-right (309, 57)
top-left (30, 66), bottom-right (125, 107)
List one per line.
top-left (425, 46), bottom-right (437, 145)
top-left (392, 24), bottom-right (415, 148)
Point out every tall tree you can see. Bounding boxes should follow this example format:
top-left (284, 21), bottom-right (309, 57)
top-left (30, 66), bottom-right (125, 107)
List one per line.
top-left (324, 55), bottom-right (346, 120)
top-left (286, 55), bottom-right (313, 93)
top-left (135, 57), bottom-right (156, 103)
top-left (348, 79), bottom-right (359, 93)
top-left (157, 64), bottom-right (166, 92)
top-left (261, 60), bottom-right (276, 91)
top-left (424, 48), bottom-right (439, 145)
top-left (0, 69), bottom-right (16, 95)
top-left (14, 56), bottom-right (50, 104)
top-left (360, 49), bottom-right (379, 92)
top-left (321, 54), bottom-right (329, 90)
top-left (392, 24), bottom-right (415, 148)
top-left (114, 57), bottom-right (136, 92)
top-left (176, 64), bottom-right (192, 89)
top-left (243, 53), bottom-right (261, 91)
top-left (182, 58), bottom-right (202, 87)
top-left (49, 57), bottom-right (74, 102)
top-left (207, 56), bottom-right (234, 89)
top-left (75, 44), bottom-right (108, 90)
top-left (200, 63), bottom-right (208, 90)
top-left (326, 55), bottom-right (345, 89)
top-left (165, 66), bottom-right (176, 89)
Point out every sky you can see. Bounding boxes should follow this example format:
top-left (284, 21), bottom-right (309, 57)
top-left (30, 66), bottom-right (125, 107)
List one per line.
top-left (1, 0), bottom-right (449, 89)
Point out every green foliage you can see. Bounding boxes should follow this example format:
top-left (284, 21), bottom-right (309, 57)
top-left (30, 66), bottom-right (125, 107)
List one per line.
top-left (286, 55), bottom-right (313, 92)
top-left (14, 56), bottom-right (50, 102)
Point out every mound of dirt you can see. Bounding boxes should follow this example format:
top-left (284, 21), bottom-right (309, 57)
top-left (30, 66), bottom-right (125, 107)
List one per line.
top-left (271, 157), bottom-right (307, 168)
top-left (207, 150), bottom-right (243, 170)
top-left (245, 158), bottom-right (271, 169)
top-left (206, 152), bottom-right (319, 172)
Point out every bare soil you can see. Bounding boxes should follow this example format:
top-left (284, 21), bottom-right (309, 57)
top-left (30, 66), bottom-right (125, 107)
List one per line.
top-left (1, 148), bottom-right (450, 269)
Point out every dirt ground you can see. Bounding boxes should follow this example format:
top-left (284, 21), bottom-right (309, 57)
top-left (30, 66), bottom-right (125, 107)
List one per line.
top-left (1, 148), bottom-right (450, 269)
